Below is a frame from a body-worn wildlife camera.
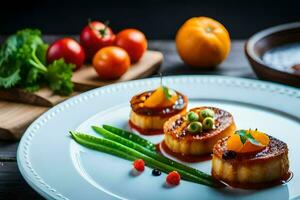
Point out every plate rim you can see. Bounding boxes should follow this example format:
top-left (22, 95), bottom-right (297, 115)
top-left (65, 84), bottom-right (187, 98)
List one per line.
top-left (17, 75), bottom-right (300, 200)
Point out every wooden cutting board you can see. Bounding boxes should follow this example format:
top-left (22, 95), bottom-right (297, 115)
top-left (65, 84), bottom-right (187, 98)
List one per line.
top-left (72, 50), bottom-right (163, 91)
top-left (0, 101), bottom-right (48, 140)
top-left (0, 88), bottom-right (78, 107)
top-left (0, 50), bottom-right (163, 106)
top-left (0, 50), bottom-right (163, 140)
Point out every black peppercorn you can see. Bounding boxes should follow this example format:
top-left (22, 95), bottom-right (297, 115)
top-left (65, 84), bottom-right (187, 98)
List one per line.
top-left (152, 169), bottom-right (161, 176)
top-left (222, 150), bottom-right (237, 160)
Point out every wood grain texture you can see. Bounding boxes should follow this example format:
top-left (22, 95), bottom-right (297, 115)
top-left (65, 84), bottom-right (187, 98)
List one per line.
top-left (0, 50), bottom-right (162, 140)
top-left (0, 89), bottom-right (78, 140)
top-left (0, 39), bottom-right (253, 199)
top-left (0, 50), bottom-right (162, 105)
top-left (0, 101), bottom-right (47, 140)
top-left (72, 50), bottom-right (163, 91)
top-left (0, 88), bottom-right (77, 107)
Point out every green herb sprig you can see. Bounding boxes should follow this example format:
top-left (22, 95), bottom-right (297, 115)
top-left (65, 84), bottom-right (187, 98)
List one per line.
top-left (0, 29), bottom-right (74, 95)
top-left (235, 130), bottom-right (262, 146)
top-left (159, 73), bottom-right (172, 100)
top-left (162, 86), bottom-right (172, 100)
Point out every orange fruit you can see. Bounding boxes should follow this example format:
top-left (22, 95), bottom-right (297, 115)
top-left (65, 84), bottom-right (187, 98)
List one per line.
top-left (227, 130), bottom-right (270, 153)
top-left (240, 130), bottom-right (270, 153)
top-left (226, 134), bottom-right (243, 152)
top-left (144, 86), bottom-right (178, 108)
top-left (251, 130), bottom-right (270, 146)
top-left (175, 17), bottom-right (231, 68)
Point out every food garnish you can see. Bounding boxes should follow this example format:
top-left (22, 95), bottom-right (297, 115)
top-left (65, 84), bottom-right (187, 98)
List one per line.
top-left (187, 121), bottom-right (202, 133)
top-left (187, 111), bottom-right (199, 122)
top-left (212, 130), bottom-right (289, 188)
top-left (103, 124), bottom-right (156, 151)
top-left (0, 29), bottom-right (74, 95)
top-left (221, 150), bottom-right (237, 160)
top-left (133, 159), bottom-right (145, 172)
top-left (166, 171), bottom-right (181, 186)
top-left (203, 117), bottom-right (215, 130)
top-left (227, 129), bottom-right (270, 153)
top-left (185, 108), bottom-right (215, 134)
top-left (164, 106), bottom-right (236, 156)
top-left (130, 73), bottom-right (183, 133)
top-left (143, 86), bottom-right (178, 108)
top-left (129, 85), bottom-right (187, 135)
top-left (92, 126), bottom-right (214, 182)
top-left (152, 169), bottom-right (161, 176)
top-left (199, 108), bottom-right (215, 121)
top-left (70, 125), bottom-right (220, 187)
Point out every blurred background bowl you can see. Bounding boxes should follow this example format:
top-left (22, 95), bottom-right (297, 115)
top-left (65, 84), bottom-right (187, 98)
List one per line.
top-left (245, 22), bottom-right (300, 88)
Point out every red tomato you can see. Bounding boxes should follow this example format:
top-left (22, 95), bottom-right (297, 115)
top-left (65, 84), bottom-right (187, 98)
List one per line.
top-left (115, 29), bottom-right (147, 63)
top-left (80, 21), bottom-right (115, 60)
top-left (166, 171), bottom-right (181, 185)
top-left (47, 38), bottom-right (85, 70)
top-left (133, 159), bottom-right (145, 172)
top-left (92, 46), bottom-right (130, 80)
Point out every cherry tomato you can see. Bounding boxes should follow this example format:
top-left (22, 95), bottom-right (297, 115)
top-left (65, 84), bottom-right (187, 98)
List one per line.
top-left (115, 29), bottom-right (147, 63)
top-left (166, 171), bottom-right (181, 185)
top-left (133, 159), bottom-right (145, 172)
top-left (80, 21), bottom-right (115, 60)
top-left (47, 38), bottom-right (85, 70)
top-left (92, 46), bottom-right (130, 80)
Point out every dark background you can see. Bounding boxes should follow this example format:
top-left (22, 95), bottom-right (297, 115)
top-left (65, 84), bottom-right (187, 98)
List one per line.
top-left (1, 0), bottom-right (300, 39)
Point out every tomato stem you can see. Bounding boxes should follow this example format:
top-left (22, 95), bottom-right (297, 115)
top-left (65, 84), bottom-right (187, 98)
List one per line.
top-left (99, 20), bottom-right (110, 37)
top-left (87, 19), bottom-right (110, 38)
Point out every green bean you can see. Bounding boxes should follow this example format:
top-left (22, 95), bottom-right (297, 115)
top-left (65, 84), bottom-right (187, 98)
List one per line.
top-left (70, 131), bottom-right (219, 187)
top-left (92, 126), bottom-right (213, 181)
top-left (70, 132), bottom-right (135, 161)
top-left (103, 124), bottom-right (156, 151)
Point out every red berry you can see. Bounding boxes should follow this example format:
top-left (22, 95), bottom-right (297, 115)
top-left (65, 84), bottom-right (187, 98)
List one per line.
top-left (133, 159), bottom-right (145, 172)
top-left (166, 171), bottom-right (181, 185)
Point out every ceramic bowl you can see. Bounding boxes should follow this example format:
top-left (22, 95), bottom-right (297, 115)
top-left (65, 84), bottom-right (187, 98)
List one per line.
top-left (245, 22), bottom-right (300, 88)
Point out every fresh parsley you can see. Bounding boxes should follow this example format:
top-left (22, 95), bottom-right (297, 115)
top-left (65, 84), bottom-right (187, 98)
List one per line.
top-left (45, 59), bottom-right (74, 95)
top-left (162, 86), bottom-right (172, 100)
top-left (235, 130), bottom-right (262, 146)
top-left (0, 29), bottom-right (74, 95)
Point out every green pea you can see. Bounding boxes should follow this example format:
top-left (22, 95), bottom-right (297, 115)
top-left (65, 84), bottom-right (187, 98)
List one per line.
top-left (187, 111), bottom-right (199, 122)
top-left (187, 121), bottom-right (202, 133)
top-left (199, 109), bottom-right (215, 121)
top-left (203, 117), bottom-right (215, 130)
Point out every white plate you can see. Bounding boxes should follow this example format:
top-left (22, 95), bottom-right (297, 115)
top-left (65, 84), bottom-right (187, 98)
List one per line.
top-left (17, 75), bottom-right (300, 200)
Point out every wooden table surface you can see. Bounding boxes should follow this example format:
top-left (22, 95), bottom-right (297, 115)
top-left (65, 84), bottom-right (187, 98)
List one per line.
top-left (0, 39), bottom-right (253, 199)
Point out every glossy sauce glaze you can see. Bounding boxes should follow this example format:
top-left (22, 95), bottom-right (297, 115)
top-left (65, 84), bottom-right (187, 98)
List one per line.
top-left (165, 107), bottom-right (234, 142)
top-left (212, 135), bottom-right (292, 189)
top-left (214, 135), bottom-right (288, 163)
top-left (157, 141), bottom-right (212, 163)
top-left (130, 91), bottom-right (188, 117)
